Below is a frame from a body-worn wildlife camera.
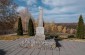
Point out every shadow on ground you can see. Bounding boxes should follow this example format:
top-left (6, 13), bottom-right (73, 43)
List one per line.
top-left (54, 39), bottom-right (62, 47)
top-left (54, 39), bottom-right (62, 55)
top-left (0, 49), bottom-right (6, 55)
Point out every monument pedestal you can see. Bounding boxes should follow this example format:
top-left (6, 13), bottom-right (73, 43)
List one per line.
top-left (35, 27), bottom-right (45, 40)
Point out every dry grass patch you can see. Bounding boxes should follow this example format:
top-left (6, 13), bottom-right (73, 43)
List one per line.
top-left (63, 38), bottom-right (85, 42)
top-left (0, 35), bottom-right (30, 40)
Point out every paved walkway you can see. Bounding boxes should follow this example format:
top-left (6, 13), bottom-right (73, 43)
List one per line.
top-left (0, 39), bottom-right (85, 55)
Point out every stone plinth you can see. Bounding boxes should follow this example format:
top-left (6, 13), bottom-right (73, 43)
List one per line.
top-left (36, 27), bottom-right (44, 35)
top-left (35, 35), bottom-right (45, 41)
top-left (35, 27), bottom-right (45, 40)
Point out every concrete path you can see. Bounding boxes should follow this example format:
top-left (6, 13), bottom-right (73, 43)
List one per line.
top-left (0, 39), bottom-right (85, 55)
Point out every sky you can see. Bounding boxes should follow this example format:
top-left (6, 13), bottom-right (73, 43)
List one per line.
top-left (14, 0), bottom-right (85, 23)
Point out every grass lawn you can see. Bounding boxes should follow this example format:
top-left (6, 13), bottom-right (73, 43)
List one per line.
top-left (0, 35), bottom-right (30, 40)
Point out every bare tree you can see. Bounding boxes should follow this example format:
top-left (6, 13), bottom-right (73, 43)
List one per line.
top-left (18, 8), bottom-right (34, 32)
top-left (62, 27), bottom-right (67, 33)
top-left (57, 25), bottom-right (63, 33)
top-left (0, 0), bottom-right (18, 34)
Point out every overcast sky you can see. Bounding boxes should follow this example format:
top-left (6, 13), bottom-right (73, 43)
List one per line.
top-left (15, 0), bottom-right (85, 23)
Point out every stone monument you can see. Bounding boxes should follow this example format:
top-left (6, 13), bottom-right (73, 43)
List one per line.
top-left (35, 6), bottom-right (45, 40)
top-left (20, 6), bottom-right (56, 49)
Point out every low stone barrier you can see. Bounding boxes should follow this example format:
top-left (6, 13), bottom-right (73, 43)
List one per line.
top-left (19, 37), bottom-right (56, 50)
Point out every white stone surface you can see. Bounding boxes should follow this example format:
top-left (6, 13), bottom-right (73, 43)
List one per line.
top-left (35, 27), bottom-right (45, 40)
top-left (35, 35), bottom-right (45, 40)
top-left (38, 6), bottom-right (43, 27)
top-left (36, 27), bottom-right (44, 35)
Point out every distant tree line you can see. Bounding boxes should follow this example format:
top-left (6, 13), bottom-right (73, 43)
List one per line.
top-left (44, 23), bottom-right (76, 34)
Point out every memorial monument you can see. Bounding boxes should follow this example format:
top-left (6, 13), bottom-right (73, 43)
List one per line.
top-left (20, 6), bottom-right (56, 49)
top-left (35, 6), bottom-right (45, 40)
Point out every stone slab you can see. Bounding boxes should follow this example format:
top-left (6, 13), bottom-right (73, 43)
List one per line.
top-left (35, 35), bottom-right (45, 40)
top-left (36, 27), bottom-right (44, 35)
